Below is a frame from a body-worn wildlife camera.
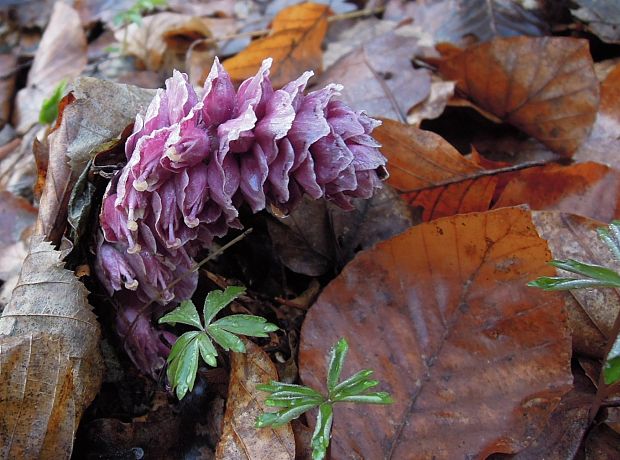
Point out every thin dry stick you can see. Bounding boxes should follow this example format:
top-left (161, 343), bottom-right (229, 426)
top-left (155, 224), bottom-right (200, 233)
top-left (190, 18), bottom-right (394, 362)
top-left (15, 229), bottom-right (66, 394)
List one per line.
top-left (121, 228), bottom-right (253, 347)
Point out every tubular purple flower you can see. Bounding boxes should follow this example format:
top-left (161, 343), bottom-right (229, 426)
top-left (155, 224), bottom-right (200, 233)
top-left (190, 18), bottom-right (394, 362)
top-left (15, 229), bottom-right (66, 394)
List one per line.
top-left (96, 57), bottom-right (387, 376)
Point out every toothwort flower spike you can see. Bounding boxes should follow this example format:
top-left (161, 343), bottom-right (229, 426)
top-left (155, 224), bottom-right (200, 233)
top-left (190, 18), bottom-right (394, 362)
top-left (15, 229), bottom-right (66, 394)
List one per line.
top-left (96, 59), bottom-right (387, 376)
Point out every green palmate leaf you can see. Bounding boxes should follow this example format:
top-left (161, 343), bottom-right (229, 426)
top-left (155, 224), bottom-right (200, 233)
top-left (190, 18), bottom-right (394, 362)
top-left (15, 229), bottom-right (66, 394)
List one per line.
top-left (167, 332), bottom-right (201, 400)
top-left (527, 277), bottom-right (620, 291)
top-left (333, 369), bottom-right (374, 394)
top-left (265, 394), bottom-right (324, 408)
top-left (203, 286), bottom-right (246, 326)
top-left (207, 325), bottom-right (246, 352)
top-left (550, 259), bottom-right (620, 286)
top-left (211, 314), bottom-right (279, 337)
top-left (257, 381), bottom-right (324, 398)
top-left (311, 403), bottom-right (333, 460)
top-left (255, 402), bottom-right (320, 428)
top-left (196, 333), bottom-right (217, 367)
top-left (327, 338), bottom-right (348, 393)
top-left (333, 379), bottom-right (379, 400)
top-left (336, 392), bottom-right (394, 404)
top-left (604, 334), bottom-right (620, 385)
top-left (159, 300), bottom-right (203, 329)
top-left (39, 80), bottom-right (67, 125)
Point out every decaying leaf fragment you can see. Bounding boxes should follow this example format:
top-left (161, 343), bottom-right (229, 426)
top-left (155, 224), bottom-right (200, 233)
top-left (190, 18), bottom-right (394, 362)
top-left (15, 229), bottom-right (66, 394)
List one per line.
top-left (216, 339), bottom-right (295, 460)
top-left (0, 237), bottom-right (103, 458)
top-left (438, 36), bottom-right (599, 156)
top-left (299, 207), bottom-right (572, 459)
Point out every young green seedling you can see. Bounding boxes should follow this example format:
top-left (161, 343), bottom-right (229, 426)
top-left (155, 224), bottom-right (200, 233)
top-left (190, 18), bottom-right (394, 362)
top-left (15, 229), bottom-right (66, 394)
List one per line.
top-left (39, 80), bottom-right (67, 125)
top-left (256, 337), bottom-right (393, 460)
top-left (529, 220), bottom-right (620, 386)
top-left (530, 220), bottom-right (620, 424)
top-left (159, 286), bottom-right (278, 399)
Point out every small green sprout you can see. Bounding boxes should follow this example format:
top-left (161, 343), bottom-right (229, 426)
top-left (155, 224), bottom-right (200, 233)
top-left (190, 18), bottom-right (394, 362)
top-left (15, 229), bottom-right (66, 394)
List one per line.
top-left (529, 220), bottom-right (620, 385)
top-left (256, 338), bottom-right (393, 460)
top-left (38, 80), bottom-right (67, 125)
top-left (113, 0), bottom-right (168, 27)
top-left (159, 286), bottom-right (278, 399)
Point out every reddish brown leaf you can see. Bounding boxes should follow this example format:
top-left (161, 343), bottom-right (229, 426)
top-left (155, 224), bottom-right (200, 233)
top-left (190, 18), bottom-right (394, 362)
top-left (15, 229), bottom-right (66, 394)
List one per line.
top-left (493, 162), bottom-right (620, 222)
top-left (407, 175), bottom-right (498, 221)
top-left (438, 36), bottom-right (599, 156)
top-left (299, 207), bottom-right (572, 459)
top-left (374, 119), bottom-right (485, 191)
top-left (216, 339), bottom-right (295, 460)
top-left (314, 31), bottom-right (431, 122)
top-left (531, 211), bottom-right (620, 358)
top-left (223, 3), bottom-right (331, 88)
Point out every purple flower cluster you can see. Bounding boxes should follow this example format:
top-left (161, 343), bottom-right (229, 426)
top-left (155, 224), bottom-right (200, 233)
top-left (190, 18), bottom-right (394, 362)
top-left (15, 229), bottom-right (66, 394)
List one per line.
top-left (96, 58), bottom-right (386, 375)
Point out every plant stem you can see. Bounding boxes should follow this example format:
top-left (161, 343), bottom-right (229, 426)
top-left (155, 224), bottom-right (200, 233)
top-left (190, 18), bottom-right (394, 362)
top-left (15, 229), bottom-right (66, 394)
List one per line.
top-left (589, 300), bottom-right (620, 422)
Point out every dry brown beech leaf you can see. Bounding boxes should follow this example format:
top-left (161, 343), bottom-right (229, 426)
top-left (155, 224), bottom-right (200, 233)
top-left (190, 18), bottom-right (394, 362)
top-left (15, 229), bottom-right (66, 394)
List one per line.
top-left (532, 211), bottom-right (620, 358)
top-left (268, 185), bottom-right (414, 276)
top-left (13, 2), bottom-right (87, 134)
top-left (374, 119), bottom-right (485, 191)
top-left (215, 339), bottom-right (295, 460)
top-left (299, 207), bottom-right (572, 459)
top-left (493, 161), bottom-right (620, 223)
top-left (384, 0), bottom-right (549, 45)
top-left (314, 31), bottom-right (431, 123)
top-left (574, 61), bottom-right (620, 166)
top-left (510, 372), bottom-right (594, 460)
top-left (438, 36), bottom-right (599, 156)
top-left (224, 3), bottom-right (331, 88)
top-left (115, 12), bottom-right (212, 71)
top-left (0, 237), bottom-right (103, 458)
top-left (407, 175), bottom-right (499, 221)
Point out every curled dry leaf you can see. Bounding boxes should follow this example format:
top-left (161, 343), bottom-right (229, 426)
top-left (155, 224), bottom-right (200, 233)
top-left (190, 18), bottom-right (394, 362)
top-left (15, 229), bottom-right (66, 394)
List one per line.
top-left (314, 31), bottom-right (431, 122)
top-left (115, 13), bottom-right (212, 71)
top-left (438, 36), bottom-right (599, 156)
top-left (0, 237), bottom-right (103, 458)
top-left (384, 0), bottom-right (549, 45)
top-left (267, 185), bottom-right (414, 276)
top-left (532, 211), bottom-right (620, 358)
top-left (299, 207), bottom-right (572, 459)
top-left (13, 2), bottom-right (87, 134)
top-left (224, 3), bottom-right (331, 88)
top-left (215, 339), bottom-right (295, 460)
top-left (35, 77), bottom-right (154, 243)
